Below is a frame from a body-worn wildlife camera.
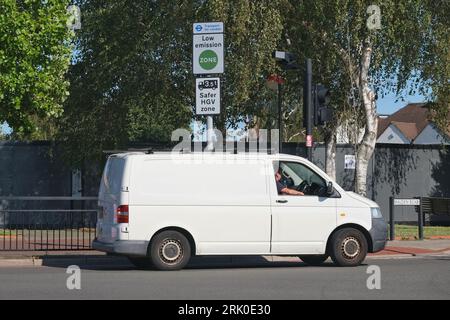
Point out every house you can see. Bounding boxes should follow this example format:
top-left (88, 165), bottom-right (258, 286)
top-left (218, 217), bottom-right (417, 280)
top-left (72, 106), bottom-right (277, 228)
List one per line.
top-left (377, 103), bottom-right (450, 145)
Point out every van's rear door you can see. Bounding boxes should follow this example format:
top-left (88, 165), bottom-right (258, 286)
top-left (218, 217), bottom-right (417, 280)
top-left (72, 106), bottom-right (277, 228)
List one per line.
top-left (97, 155), bottom-right (130, 243)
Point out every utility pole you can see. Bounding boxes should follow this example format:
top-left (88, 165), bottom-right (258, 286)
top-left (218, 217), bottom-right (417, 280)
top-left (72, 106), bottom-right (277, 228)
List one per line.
top-left (277, 82), bottom-right (282, 151)
top-left (206, 115), bottom-right (214, 151)
top-left (304, 59), bottom-right (313, 162)
top-left (272, 51), bottom-right (298, 154)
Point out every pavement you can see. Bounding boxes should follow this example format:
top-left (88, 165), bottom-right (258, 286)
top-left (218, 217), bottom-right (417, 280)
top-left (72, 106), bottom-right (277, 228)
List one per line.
top-left (0, 239), bottom-right (449, 267)
top-left (370, 239), bottom-right (450, 257)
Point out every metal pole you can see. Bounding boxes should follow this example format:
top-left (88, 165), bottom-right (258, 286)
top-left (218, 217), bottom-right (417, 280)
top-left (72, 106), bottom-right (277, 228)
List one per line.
top-left (389, 196), bottom-right (395, 241)
top-left (305, 59), bottom-right (313, 162)
top-left (418, 197), bottom-right (424, 240)
top-left (278, 82), bottom-right (282, 153)
top-left (206, 115), bottom-right (214, 151)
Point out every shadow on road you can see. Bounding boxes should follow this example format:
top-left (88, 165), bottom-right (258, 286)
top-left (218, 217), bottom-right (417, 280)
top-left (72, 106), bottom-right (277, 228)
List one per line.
top-left (38, 255), bottom-right (345, 271)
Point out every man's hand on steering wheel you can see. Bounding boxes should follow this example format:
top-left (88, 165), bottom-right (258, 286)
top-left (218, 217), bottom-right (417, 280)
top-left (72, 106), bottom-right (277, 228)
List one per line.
top-left (296, 181), bottom-right (310, 193)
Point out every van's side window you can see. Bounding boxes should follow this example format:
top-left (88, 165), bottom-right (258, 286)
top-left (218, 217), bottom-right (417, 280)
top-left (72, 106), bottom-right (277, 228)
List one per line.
top-left (273, 161), bottom-right (327, 197)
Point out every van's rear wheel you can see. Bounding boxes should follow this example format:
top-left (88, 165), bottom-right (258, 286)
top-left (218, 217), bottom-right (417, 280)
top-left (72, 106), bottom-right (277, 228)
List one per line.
top-left (299, 254), bottom-right (329, 266)
top-left (150, 231), bottom-right (191, 270)
top-left (329, 228), bottom-right (368, 267)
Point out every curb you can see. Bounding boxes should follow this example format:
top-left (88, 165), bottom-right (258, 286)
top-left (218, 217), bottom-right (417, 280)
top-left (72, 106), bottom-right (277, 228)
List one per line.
top-left (0, 256), bottom-right (130, 268)
top-left (366, 254), bottom-right (416, 260)
top-left (0, 257), bottom-right (43, 267)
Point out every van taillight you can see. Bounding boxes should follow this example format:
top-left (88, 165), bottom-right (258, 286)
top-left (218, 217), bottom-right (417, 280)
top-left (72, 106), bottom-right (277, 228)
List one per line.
top-left (116, 205), bottom-right (129, 223)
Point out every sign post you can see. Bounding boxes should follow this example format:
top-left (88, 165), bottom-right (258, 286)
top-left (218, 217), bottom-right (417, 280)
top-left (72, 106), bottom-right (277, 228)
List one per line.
top-left (389, 197), bottom-right (423, 240)
top-left (193, 22), bottom-right (224, 151)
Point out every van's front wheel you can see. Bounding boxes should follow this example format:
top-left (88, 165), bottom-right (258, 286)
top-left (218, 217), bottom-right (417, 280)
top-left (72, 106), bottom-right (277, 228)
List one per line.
top-left (150, 231), bottom-right (191, 270)
top-left (329, 228), bottom-right (368, 267)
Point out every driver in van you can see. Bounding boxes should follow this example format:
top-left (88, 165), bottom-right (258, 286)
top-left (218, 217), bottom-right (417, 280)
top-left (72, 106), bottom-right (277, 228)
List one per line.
top-left (275, 171), bottom-right (305, 196)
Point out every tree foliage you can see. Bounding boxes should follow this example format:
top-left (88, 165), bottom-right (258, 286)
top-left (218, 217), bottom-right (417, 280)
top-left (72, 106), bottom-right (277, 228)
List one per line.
top-left (59, 0), bottom-right (196, 165)
top-left (3, 0), bottom-right (447, 184)
top-left (201, 0), bottom-right (284, 132)
top-left (0, 0), bottom-right (72, 138)
top-left (60, 0), bottom-right (286, 165)
top-left (284, 0), bottom-right (449, 128)
top-left (282, 0), bottom-right (449, 193)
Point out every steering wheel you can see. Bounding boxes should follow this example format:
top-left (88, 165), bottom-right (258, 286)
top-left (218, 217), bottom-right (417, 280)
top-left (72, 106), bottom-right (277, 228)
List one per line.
top-left (296, 181), bottom-right (310, 193)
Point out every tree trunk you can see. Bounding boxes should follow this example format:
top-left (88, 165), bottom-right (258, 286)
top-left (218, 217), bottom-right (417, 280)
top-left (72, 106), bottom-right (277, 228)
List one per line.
top-left (325, 132), bottom-right (336, 181)
top-left (355, 46), bottom-right (378, 196)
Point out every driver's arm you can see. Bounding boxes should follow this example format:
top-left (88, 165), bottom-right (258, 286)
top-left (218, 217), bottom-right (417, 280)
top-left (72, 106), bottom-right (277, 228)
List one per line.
top-left (281, 187), bottom-right (304, 196)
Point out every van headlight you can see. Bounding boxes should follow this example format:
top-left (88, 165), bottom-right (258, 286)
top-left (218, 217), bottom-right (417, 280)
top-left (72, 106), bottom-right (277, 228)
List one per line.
top-left (371, 207), bottom-right (383, 219)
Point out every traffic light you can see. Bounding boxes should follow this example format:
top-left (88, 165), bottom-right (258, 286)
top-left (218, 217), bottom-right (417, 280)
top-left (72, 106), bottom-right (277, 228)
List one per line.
top-left (313, 84), bottom-right (332, 126)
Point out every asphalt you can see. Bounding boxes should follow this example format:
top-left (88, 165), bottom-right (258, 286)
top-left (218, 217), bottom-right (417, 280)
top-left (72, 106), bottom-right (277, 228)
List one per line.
top-left (0, 240), bottom-right (448, 300)
top-left (1, 240), bottom-right (449, 267)
top-left (0, 255), bottom-right (448, 300)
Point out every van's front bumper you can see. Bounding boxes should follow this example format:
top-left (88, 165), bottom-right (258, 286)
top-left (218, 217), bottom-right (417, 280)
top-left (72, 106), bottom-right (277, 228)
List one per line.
top-left (92, 239), bottom-right (149, 256)
top-left (369, 218), bottom-right (388, 253)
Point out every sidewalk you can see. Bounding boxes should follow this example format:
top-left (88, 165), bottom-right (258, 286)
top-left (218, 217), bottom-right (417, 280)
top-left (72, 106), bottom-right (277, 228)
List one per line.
top-left (0, 240), bottom-right (449, 267)
top-left (369, 239), bottom-right (450, 257)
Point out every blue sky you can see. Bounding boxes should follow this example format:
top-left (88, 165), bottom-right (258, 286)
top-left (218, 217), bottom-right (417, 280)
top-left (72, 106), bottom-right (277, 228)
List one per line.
top-left (376, 91), bottom-right (427, 115)
top-left (1, 122), bottom-right (11, 135)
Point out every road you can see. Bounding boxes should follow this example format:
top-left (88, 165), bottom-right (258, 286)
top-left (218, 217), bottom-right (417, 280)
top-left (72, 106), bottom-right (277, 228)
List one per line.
top-left (0, 255), bottom-right (449, 300)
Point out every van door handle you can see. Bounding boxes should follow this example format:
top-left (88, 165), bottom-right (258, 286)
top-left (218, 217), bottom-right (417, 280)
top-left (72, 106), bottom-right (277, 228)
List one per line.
top-left (276, 199), bottom-right (288, 203)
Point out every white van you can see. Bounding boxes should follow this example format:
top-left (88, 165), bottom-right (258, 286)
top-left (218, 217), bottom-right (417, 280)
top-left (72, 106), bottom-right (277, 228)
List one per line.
top-left (93, 152), bottom-right (387, 270)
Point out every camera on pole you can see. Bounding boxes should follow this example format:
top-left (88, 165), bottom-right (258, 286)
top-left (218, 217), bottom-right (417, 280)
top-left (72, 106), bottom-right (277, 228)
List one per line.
top-left (273, 51), bottom-right (299, 70)
top-left (313, 84), bottom-right (332, 126)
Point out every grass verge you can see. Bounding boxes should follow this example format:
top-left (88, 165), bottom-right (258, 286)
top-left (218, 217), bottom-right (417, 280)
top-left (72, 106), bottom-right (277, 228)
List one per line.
top-left (395, 224), bottom-right (450, 240)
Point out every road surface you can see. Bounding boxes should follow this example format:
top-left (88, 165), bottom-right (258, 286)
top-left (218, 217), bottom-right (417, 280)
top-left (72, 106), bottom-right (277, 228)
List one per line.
top-left (0, 255), bottom-right (448, 300)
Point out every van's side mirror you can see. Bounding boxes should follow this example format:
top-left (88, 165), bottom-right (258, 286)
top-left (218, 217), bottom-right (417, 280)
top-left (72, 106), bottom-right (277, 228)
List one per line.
top-left (326, 182), bottom-right (333, 195)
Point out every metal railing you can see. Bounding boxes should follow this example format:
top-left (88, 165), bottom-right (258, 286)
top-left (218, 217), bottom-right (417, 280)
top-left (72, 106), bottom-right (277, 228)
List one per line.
top-left (0, 197), bottom-right (98, 251)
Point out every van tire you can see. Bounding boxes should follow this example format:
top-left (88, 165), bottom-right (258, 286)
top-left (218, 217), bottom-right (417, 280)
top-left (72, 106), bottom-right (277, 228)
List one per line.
top-left (150, 230), bottom-right (191, 270)
top-left (329, 228), bottom-right (368, 267)
top-left (299, 255), bottom-right (329, 266)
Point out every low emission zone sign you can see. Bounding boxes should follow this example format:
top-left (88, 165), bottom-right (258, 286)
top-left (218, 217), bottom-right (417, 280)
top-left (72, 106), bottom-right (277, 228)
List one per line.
top-left (193, 22), bottom-right (224, 74)
top-left (196, 78), bottom-right (220, 115)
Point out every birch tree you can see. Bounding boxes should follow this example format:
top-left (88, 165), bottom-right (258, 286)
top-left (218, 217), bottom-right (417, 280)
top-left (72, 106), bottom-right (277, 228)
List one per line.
top-left (284, 0), bottom-right (449, 195)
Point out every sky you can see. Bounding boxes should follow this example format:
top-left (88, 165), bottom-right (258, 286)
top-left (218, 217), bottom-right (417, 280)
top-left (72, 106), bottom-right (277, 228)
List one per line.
top-left (376, 91), bottom-right (427, 115)
top-left (1, 122), bottom-right (11, 135)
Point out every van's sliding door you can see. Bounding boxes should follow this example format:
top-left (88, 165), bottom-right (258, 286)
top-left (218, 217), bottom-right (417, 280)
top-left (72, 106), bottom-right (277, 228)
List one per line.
top-left (129, 158), bottom-right (272, 255)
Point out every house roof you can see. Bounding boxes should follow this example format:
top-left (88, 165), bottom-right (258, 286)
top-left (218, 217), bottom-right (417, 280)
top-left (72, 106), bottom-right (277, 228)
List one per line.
top-left (377, 103), bottom-right (430, 140)
top-left (391, 121), bottom-right (419, 141)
